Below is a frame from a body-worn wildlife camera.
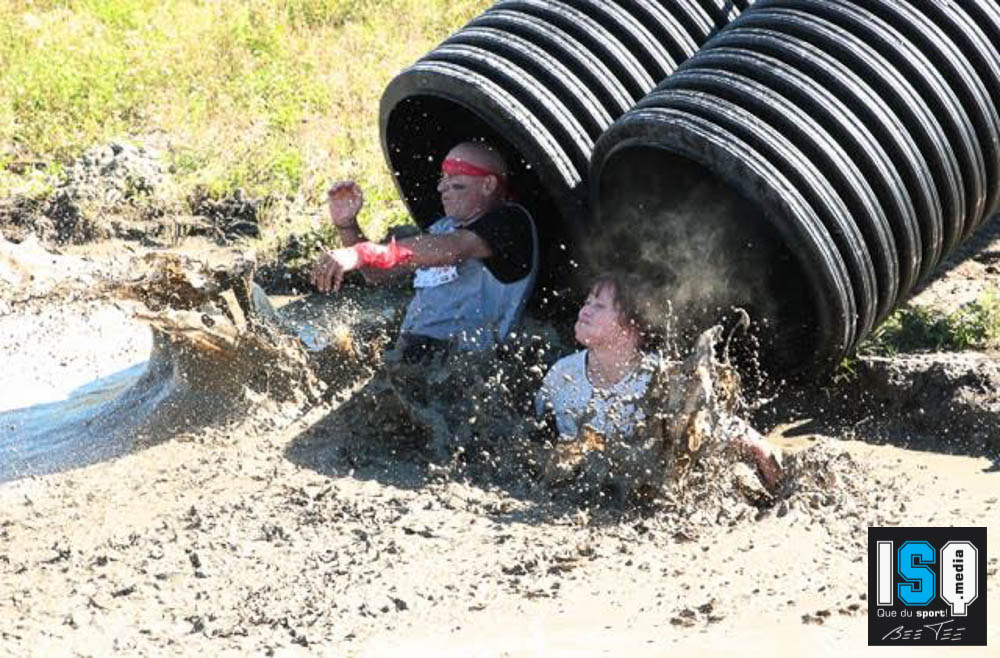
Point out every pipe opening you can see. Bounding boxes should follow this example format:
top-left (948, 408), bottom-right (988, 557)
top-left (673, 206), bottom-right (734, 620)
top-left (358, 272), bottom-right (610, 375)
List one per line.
top-left (383, 94), bottom-right (580, 296)
top-left (593, 144), bottom-right (820, 372)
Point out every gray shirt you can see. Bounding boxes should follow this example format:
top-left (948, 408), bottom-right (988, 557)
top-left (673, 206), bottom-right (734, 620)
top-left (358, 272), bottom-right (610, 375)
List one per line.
top-left (535, 350), bottom-right (657, 440)
top-left (400, 204), bottom-right (538, 350)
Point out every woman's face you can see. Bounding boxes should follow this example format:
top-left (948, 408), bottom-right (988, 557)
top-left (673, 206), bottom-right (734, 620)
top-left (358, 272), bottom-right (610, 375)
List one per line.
top-left (574, 283), bottom-right (635, 349)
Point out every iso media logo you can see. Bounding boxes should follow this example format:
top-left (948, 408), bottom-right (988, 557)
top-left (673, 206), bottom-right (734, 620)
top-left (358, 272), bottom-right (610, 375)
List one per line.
top-left (868, 527), bottom-right (987, 646)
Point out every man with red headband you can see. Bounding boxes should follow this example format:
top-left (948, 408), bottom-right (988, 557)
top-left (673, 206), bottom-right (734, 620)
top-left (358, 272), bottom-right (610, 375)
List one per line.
top-left (311, 141), bottom-right (538, 361)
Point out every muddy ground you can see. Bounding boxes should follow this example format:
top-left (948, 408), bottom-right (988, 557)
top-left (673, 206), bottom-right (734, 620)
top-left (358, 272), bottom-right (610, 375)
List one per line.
top-left (1, 174), bottom-right (999, 656)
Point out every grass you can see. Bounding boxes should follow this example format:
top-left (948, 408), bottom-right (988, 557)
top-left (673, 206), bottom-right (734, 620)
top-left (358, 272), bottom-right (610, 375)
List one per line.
top-left (0, 0), bottom-right (490, 234)
top-left (860, 287), bottom-right (1000, 356)
top-left (830, 288), bottom-right (1000, 385)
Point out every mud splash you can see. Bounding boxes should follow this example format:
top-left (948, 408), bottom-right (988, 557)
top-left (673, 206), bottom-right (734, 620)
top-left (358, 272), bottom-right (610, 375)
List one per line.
top-left (542, 326), bottom-right (752, 504)
top-left (3, 247), bottom-right (908, 534)
top-left (0, 250), bottom-right (317, 480)
top-left (108, 252), bottom-right (322, 429)
top-left (1, 246), bottom-right (414, 481)
top-left (321, 323), bottom-right (564, 480)
top-left (83, 251), bottom-right (423, 445)
top-left (295, 299), bottom-right (890, 529)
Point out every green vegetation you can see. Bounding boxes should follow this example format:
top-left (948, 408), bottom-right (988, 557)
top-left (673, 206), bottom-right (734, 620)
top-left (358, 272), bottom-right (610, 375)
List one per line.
top-left (830, 289), bottom-right (1000, 384)
top-left (0, 0), bottom-right (489, 229)
top-left (860, 288), bottom-right (1000, 356)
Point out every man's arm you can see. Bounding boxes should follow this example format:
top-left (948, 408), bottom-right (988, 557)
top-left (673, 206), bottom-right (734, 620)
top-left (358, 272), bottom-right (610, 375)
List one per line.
top-left (311, 229), bottom-right (492, 293)
top-left (397, 230), bottom-right (492, 267)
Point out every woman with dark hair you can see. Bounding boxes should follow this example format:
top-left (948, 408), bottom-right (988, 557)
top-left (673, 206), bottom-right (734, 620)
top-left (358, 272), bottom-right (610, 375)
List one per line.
top-left (535, 272), bottom-right (782, 487)
top-left (535, 272), bottom-right (656, 440)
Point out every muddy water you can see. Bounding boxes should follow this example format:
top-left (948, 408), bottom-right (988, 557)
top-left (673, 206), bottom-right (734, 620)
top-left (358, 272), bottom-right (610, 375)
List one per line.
top-left (0, 249), bottom-right (409, 484)
top-left (0, 303), bottom-right (151, 481)
top-left (0, 247), bottom-right (930, 531)
top-left (0, 247), bottom-right (764, 512)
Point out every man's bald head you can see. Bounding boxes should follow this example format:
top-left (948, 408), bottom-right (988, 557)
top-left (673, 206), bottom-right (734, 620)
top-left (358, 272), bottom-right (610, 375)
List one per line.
top-left (437, 141), bottom-right (510, 220)
top-left (446, 142), bottom-right (509, 180)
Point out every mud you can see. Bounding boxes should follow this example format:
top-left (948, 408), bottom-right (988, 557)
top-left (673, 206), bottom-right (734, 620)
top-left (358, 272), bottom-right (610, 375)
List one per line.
top-left (1, 142), bottom-right (176, 245)
top-left (0, 233), bottom-right (998, 655)
top-left (757, 352), bottom-right (1000, 459)
top-left (2, 245), bottom-right (877, 510)
top-left (0, 141), bottom-right (291, 248)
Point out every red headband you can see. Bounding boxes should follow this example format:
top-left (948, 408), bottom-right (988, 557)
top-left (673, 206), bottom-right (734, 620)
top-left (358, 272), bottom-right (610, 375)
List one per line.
top-left (442, 157), bottom-right (506, 180)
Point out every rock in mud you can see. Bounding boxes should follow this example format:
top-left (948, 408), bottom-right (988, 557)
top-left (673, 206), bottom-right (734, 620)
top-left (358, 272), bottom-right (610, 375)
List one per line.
top-left (1, 141), bottom-right (278, 247)
top-left (1, 142), bottom-right (175, 245)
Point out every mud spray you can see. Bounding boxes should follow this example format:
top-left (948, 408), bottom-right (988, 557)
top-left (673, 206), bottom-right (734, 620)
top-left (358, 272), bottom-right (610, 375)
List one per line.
top-left (2, 246), bottom-right (905, 528)
top-left (591, 147), bottom-right (821, 373)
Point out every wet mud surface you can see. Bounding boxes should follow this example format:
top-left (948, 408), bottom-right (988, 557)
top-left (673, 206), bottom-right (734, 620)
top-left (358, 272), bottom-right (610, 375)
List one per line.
top-left (0, 226), bottom-right (998, 655)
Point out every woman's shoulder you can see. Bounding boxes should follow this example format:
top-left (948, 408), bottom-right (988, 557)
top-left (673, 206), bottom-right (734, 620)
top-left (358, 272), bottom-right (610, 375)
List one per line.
top-left (552, 349), bottom-right (587, 370)
top-left (622, 352), bottom-right (663, 391)
top-left (543, 349), bottom-right (587, 382)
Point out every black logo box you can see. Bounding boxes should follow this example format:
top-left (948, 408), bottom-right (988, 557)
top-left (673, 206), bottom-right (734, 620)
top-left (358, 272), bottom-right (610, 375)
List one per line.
top-left (868, 527), bottom-right (987, 646)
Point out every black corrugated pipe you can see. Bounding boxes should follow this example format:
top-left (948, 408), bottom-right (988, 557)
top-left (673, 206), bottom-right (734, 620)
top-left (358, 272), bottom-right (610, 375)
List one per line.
top-left (379, 0), bottom-right (747, 289)
top-left (589, 0), bottom-right (1000, 373)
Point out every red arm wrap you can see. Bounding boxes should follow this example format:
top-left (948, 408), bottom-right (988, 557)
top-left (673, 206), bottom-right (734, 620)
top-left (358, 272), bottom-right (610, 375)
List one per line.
top-left (352, 239), bottom-right (414, 270)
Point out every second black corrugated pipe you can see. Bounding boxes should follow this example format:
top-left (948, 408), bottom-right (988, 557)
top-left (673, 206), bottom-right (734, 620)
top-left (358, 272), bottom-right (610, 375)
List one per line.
top-left (589, 0), bottom-right (1000, 372)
